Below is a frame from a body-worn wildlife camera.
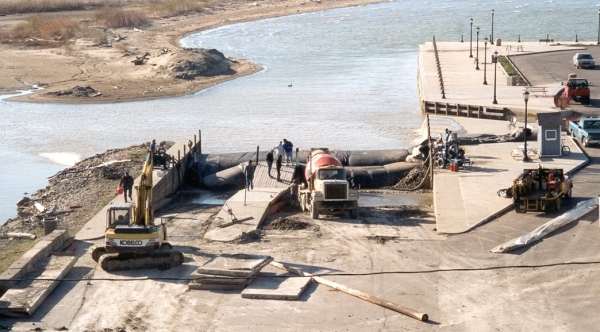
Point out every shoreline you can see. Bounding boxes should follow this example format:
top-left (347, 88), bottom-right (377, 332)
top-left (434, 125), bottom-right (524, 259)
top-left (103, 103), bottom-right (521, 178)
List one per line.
top-left (1, 0), bottom-right (385, 104)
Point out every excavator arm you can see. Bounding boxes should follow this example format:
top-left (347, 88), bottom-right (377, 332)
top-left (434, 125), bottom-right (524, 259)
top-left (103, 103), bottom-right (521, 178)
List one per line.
top-left (134, 152), bottom-right (154, 226)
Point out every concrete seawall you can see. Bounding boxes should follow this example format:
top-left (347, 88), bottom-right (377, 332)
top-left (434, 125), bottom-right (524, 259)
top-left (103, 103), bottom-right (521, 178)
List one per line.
top-left (153, 140), bottom-right (199, 210)
top-left (0, 230), bottom-right (69, 294)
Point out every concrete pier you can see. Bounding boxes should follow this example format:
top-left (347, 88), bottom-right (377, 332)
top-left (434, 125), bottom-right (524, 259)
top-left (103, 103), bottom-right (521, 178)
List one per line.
top-left (418, 41), bottom-right (594, 233)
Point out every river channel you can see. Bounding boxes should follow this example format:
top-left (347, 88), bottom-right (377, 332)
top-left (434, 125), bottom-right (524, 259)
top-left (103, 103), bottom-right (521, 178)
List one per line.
top-left (1, 0), bottom-right (595, 222)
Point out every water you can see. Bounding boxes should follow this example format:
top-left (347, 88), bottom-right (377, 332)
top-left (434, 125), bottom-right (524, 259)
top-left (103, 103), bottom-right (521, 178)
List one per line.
top-left (1, 0), bottom-right (596, 223)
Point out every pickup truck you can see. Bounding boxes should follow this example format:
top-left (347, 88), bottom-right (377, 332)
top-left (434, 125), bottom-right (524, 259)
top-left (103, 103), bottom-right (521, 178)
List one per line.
top-left (561, 74), bottom-right (591, 105)
top-left (568, 118), bottom-right (600, 147)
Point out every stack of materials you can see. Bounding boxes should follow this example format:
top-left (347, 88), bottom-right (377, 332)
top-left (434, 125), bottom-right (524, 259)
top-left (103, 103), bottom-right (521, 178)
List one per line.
top-left (188, 254), bottom-right (273, 291)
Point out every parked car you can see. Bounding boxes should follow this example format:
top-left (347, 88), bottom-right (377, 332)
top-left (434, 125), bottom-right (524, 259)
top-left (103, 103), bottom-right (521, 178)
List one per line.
top-left (573, 53), bottom-right (595, 69)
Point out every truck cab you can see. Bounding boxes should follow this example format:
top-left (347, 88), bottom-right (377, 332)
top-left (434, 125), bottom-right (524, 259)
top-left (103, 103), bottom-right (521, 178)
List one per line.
top-left (569, 117), bottom-right (600, 147)
top-left (561, 74), bottom-right (591, 105)
top-left (299, 148), bottom-right (359, 219)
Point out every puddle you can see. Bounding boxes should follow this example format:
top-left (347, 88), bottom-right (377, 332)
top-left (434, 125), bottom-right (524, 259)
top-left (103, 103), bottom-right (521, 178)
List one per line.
top-left (189, 190), bottom-right (232, 205)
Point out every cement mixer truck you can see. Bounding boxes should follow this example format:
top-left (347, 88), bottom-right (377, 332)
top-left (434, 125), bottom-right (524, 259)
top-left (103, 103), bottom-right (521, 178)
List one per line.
top-left (298, 148), bottom-right (359, 219)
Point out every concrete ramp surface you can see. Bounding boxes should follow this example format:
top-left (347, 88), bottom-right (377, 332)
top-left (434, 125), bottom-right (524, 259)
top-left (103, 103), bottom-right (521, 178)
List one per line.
top-left (0, 255), bottom-right (77, 318)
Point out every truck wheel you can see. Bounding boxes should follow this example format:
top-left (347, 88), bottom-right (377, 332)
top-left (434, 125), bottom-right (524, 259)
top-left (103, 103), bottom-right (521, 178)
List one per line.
top-left (350, 202), bottom-right (358, 219)
top-left (300, 195), bottom-right (307, 212)
top-left (514, 203), bottom-right (525, 213)
top-left (311, 201), bottom-right (320, 219)
top-left (435, 157), bottom-right (445, 168)
top-left (564, 187), bottom-right (572, 199)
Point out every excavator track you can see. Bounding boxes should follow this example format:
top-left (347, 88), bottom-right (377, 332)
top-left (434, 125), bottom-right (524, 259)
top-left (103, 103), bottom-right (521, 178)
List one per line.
top-left (90, 245), bottom-right (107, 262)
top-left (97, 245), bottom-right (184, 272)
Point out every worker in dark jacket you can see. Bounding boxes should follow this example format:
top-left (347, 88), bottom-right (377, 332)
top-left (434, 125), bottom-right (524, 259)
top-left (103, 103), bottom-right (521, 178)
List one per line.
top-left (244, 160), bottom-right (255, 190)
top-left (266, 149), bottom-right (274, 177)
top-left (119, 171), bottom-right (134, 202)
top-left (282, 138), bottom-right (293, 165)
top-left (276, 154), bottom-right (283, 182)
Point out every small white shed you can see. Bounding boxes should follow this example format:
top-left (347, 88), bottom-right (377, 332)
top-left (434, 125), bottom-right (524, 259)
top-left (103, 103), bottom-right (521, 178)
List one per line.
top-left (536, 112), bottom-right (563, 157)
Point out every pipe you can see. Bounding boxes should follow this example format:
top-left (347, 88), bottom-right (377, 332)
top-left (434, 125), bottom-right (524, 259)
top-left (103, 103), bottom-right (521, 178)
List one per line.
top-left (270, 261), bottom-right (428, 322)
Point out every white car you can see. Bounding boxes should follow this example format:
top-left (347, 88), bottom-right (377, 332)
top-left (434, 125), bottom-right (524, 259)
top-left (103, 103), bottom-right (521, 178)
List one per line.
top-left (573, 53), bottom-right (595, 69)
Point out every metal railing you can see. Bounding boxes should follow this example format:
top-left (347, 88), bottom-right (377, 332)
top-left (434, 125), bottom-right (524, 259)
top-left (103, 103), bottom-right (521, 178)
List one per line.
top-left (432, 36), bottom-right (446, 99)
top-left (422, 101), bottom-right (508, 120)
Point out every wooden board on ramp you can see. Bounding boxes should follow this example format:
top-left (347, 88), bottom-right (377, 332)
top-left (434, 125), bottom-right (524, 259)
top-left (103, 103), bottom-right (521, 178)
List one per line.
top-left (241, 275), bottom-right (311, 300)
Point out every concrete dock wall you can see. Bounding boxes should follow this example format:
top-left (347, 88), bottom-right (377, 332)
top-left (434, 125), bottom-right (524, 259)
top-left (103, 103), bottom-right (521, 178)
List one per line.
top-left (0, 229), bottom-right (69, 295)
top-left (152, 140), bottom-right (198, 210)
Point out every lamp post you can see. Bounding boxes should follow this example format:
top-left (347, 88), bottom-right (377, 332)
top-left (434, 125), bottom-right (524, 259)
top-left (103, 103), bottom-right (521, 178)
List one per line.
top-left (483, 37), bottom-right (488, 85)
top-left (597, 9), bottom-right (600, 45)
top-left (493, 51), bottom-right (498, 104)
top-left (469, 18), bottom-right (473, 58)
top-left (522, 90), bottom-right (531, 162)
top-left (491, 9), bottom-right (495, 42)
top-left (476, 27), bottom-right (480, 70)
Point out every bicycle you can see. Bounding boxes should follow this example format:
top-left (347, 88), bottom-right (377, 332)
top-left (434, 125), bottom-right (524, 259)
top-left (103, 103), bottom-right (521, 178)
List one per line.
top-left (561, 139), bottom-right (570, 156)
top-left (510, 147), bottom-right (539, 160)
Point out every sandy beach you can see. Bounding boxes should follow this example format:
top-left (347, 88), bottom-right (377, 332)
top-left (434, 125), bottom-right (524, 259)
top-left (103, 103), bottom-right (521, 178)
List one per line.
top-left (0, 0), bottom-right (384, 104)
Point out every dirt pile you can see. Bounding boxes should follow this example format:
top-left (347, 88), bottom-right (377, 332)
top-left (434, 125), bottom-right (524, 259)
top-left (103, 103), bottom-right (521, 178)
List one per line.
top-left (393, 164), bottom-right (430, 190)
top-left (46, 86), bottom-right (100, 98)
top-left (263, 217), bottom-right (313, 231)
top-left (171, 49), bottom-right (233, 79)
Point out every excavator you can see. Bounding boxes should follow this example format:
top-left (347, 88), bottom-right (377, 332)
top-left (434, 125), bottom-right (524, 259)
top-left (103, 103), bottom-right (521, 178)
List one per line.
top-left (90, 152), bottom-right (183, 271)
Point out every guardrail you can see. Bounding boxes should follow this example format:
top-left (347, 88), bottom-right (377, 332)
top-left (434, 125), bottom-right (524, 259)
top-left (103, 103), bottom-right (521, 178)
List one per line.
top-left (422, 101), bottom-right (508, 120)
top-left (432, 36), bottom-right (445, 99)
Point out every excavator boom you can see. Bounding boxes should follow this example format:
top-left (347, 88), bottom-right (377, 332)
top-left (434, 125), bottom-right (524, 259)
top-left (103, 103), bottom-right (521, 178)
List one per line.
top-left (134, 152), bottom-right (154, 226)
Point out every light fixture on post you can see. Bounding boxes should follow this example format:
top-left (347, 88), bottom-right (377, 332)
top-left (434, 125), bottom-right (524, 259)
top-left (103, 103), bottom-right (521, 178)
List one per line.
top-left (476, 26), bottom-right (480, 70)
top-left (491, 9), bottom-right (495, 42)
top-left (493, 51), bottom-right (498, 104)
top-left (470, 18), bottom-right (473, 58)
top-left (483, 37), bottom-right (488, 85)
top-left (522, 90), bottom-right (531, 162)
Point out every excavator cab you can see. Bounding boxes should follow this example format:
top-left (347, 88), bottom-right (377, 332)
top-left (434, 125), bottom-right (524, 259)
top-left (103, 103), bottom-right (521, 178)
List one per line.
top-left (106, 204), bottom-right (132, 229)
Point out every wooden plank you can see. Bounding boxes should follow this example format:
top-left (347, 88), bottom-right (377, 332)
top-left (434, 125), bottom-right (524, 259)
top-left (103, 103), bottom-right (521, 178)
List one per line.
top-left (188, 281), bottom-right (247, 291)
top-left (241, 275), bottom-right (311, 300)
top-left (34, 203), bottom-right (46, 213)
top-left (189, 271), bottom-right (255, 285)
top-left (0, 255), bottom-right (77, 318)
top-left (270, 261), bottom-right (429, 322)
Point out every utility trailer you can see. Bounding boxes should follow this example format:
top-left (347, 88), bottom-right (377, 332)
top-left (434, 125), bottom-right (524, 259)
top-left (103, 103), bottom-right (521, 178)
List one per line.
top-left (511, 167), bottom-right (573, 213)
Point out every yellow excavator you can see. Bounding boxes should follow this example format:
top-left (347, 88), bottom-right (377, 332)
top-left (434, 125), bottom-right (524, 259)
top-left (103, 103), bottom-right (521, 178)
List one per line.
top-left (91, 152), bottom-right (183, 271)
